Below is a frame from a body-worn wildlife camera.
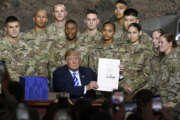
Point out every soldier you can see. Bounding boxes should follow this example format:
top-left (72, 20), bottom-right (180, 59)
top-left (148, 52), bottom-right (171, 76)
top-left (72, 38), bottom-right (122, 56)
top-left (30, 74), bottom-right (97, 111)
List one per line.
top-left (21, 9), bottom-right (53, 77)
top-left (148, 29), bottom-right (165, 92)
top-left (49, 19), bottom-right (87, 79)
top-left (80, 9), bottom-right (101, 49)
top-left (0, 16), bottom-right (27, 81)
top-left (89, 21), bottom-right (120, 72)
top-left (117, 8), bottom-right (153, 51)
top-left (151, 29), bottom-right (164, 55)
top-left (47, 4), bottom-right (67, 40)
top-left (119, 23), bottom-right (151, 94)
top-left (155, 33), bottom-right (180, 107)
top-left (22, 9), bottom-right (48, 42)
top-left (113, 0), bottom-right (128, 39)
top-left (89, 21), bottom-right (124, 98)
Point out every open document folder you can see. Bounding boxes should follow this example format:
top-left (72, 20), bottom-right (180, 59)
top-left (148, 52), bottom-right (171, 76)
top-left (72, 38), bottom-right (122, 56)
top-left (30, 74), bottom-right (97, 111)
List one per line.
top-left (97, 58), bottom-right (120, 92)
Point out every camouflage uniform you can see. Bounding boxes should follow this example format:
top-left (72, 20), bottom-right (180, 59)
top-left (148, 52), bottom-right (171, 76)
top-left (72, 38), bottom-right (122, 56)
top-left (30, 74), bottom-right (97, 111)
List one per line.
top-left (79, 30), bottom-right (102, 50)
top-left (113, 21), bottom-right (124, 40)
top-left (156, 47), bottom-right (180, 105)
top-left (0, 35), bottom-right (28, 81)
top-left (119, 43), bottom-right (151, 92)
top-left (0, 29), bottom-right (6, 38)
top-left (21, 29), bottom-right (53, 76)
top-left (89, 39), bottom-right (122, 98)
top-left (48, 37), bottom-right (87, 79)
top-left (22, 29), bottom-right (48, 42)
top-left (46, 23), bottom-right (65, 40)
top-left (146, 47), bottom-right (164, 92)
top-left (89, 39), bottom-right (121, 72)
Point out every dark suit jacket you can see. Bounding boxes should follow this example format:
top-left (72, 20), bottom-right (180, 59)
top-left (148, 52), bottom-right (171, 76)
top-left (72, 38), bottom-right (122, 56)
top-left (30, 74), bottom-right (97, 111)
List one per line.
top-left (53, 65), bottom-right (97, 100)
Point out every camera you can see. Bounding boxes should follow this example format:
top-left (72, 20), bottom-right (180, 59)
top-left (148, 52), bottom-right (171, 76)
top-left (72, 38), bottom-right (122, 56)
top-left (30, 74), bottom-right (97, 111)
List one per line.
top-left (112, 95), bottom-right (124, 104)
top-left (125, 102), bottom-right (137, 112)
top-left (152, 96), bottom-right (162, 112)
top-left (112, 90), bottom-right (126, 113)
top-left (112, 90), bottom-right (124, 104)
top-left (112, 102), bottom-right (137, 113)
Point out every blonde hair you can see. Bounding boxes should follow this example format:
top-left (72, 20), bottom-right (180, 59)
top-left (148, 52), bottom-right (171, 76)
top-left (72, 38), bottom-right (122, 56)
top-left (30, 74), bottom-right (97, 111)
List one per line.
top-left (64, 48), bottom-right (80, 60)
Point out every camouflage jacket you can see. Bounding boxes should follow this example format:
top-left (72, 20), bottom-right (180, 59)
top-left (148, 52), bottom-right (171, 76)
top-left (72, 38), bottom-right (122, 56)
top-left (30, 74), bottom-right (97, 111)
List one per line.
top-left (89, 40), bottom-right (121, 72)
top-left (146, 47), bottom-right (164, 91)
top-left (46, 23), bottom-right (65, 40)
top-left (113, 21), bottom-right (124, 40)
top-left (79, 30), bottom-right (102, 49)
top-left (0, 36), bottom-right (28, 81)
top-left (21, 29), bottom-right (53, 76)
top-left (0, 29), bottom-right (6, 38)
top-left (156, 47), bottom-right (180, 105)
top-left (119, 43), bottom-right (151, 92)
top-left (22, 29), bottom-right (49, 42)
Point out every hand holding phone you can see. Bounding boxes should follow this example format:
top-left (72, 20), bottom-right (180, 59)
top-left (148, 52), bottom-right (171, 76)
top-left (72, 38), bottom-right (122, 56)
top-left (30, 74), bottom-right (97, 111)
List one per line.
top-left (112, 91), bottom-right (124, 103)
top-left (152, 96), bottom-right (162, 112)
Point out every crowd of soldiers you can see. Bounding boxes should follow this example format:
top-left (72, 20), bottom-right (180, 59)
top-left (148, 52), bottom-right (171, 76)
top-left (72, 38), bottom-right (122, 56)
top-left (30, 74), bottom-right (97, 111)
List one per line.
top-left (0, 0), bottom-right (180, 112)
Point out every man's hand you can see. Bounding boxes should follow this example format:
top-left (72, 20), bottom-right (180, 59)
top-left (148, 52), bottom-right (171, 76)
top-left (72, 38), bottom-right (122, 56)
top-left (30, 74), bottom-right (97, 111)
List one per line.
top-left (86, 81), bottom-right (98, 91)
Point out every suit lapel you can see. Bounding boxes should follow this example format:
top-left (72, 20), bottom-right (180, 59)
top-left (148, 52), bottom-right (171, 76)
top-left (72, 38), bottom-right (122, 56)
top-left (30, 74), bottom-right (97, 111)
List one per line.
top-left (79, 67), bottom-right (86, 85)
top-left (65, 65), bottom-right (74, 85)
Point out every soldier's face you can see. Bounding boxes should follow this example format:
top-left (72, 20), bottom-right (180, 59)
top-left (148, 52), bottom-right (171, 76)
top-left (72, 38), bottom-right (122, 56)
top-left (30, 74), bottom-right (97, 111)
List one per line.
top-left (152, 31), bottom-right (161, 48)
top-left (159, 36), bottom-right (172, 53)
top-left (66, 53), bottom-right (80, 71)
top-left (102, 23), bottom-right (115, 41)
top-left (85, 13), bottom-right (99, 30)
top-left (53, 5), bottom-right (67, 22)
top-left (124, 16), bottom-right (139, 30)
top-left (65, 23), bottom-right (78, 40)
top-left (114, 3), bottom-right (127, 19)
top-left (33, 10), bottom-right (48, 28)
top-left (5, 21), bottom-right (20, 38)
top-left (128, 26), bottom-right (141, 44)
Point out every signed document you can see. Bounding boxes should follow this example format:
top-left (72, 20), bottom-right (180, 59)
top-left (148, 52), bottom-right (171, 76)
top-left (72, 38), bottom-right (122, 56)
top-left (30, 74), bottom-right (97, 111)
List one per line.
top-left (97, 58), bottom-right (120, 92)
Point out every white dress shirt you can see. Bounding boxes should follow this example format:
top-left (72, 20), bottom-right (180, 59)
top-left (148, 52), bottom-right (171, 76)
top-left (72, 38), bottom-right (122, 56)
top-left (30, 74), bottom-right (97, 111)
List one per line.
top-left (69, 70), bottom-right (87, 94)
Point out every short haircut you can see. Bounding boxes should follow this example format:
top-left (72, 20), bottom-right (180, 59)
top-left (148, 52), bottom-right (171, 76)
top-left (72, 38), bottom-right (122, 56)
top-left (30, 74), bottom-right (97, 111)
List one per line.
top-left (65, 19), bottom-right (77, 27)
top-left (65, 48), bottom-right (80, 60)
top-left (53, 3), bottom-right (66, 12)
top-left (103, 21), bottom-right (116, 32)
top-left (128, 23), bottom-right (141, 31)
top-left (86, 9), bottom-right (98, 16)
top-left (124, 8), bottom-right (138, 17)
top-left (33, 9), bottom-right (48, 17)
top-left (116, 0), bottom-right (128, 6)
top-left (5, 16), bottom-right (19, 26)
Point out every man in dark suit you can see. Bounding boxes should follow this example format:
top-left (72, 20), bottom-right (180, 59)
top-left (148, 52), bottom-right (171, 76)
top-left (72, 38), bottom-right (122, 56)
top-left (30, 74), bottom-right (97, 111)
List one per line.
top-left (53, 48), bottom-right (98, 100)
